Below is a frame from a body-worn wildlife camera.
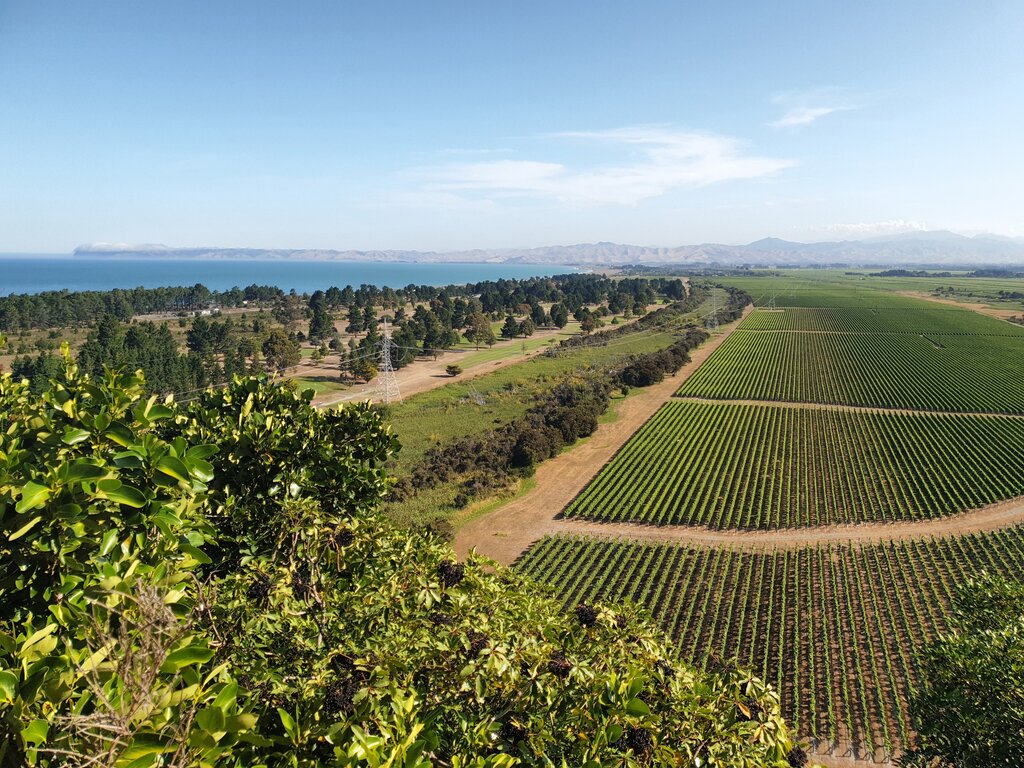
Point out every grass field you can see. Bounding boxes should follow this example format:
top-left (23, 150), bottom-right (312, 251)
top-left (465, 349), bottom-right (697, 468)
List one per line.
top-left (387, 328), bottom-right (681, 471)
top-left (517, 526), bottom-right (1024, 759)
top-left (564, 400), bottom-right (1024, 528)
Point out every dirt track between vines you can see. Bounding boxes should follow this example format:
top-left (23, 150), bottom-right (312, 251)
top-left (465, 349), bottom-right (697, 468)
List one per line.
top-left (455, 302), bottom-right (1024, 566)
top-left (543, 494), bottom-right (1024, 553)
top-left (454, 306), bottom-right (753, 564)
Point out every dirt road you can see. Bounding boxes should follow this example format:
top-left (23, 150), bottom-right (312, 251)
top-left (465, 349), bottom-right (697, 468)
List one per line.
top-left (310, 325), bottom-right (577, 408)
top-left (543, 493), bottom-right (1024, 554)
top-left (454, 306), bottom-right (753, 563)
top-left (310, 312), bottom-right (655, 408)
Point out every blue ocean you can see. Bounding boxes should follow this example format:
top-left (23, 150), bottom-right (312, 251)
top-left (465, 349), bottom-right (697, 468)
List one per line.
top-left (0, 255), bottom-right (578, 296)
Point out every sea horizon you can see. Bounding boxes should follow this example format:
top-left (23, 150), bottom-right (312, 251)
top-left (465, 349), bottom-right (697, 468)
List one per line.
top-left (0, 254), bottom-right (580, 296)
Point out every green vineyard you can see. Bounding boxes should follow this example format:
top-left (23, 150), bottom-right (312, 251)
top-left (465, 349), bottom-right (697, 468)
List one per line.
top-left (516, 526), bottom-right (1024, 760)
top-left (562, 400), bottom-right (1024, 528)
top-left (736, 305), bottom-right (1024, 335)
top-left (675, 328), bottom-right (1024, 412)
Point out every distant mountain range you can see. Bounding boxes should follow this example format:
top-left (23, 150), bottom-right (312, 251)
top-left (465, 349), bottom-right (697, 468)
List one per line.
top-left (75, 231), bottom-right (1024, 267)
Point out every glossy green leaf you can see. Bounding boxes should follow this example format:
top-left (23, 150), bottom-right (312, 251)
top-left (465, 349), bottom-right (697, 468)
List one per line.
top-left (65, 461), bottom-right (108, 483)
top-left (8, 515), bottom-right (43, 541)
top-left (62, 427), bottom-right (91, 445)
top-left (0, 670), bottom-right (16, 702)
top-left (159, 645), bottom-right (214, 673)
top-left (15, 481), bottom-right (50, 513)
top-left (21, 719), bottom-right (49, 745)
top-left (155, 456), bottom-right (191, 482)
top-left (103, 483), bottom-right (147, 508)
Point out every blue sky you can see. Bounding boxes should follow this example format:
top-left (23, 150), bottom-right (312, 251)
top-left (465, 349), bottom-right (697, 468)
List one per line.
top-left (2, 1), bottom-right (1022, 252)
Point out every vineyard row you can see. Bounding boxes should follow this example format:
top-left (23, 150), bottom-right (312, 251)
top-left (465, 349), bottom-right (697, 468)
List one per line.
top-left (676, 329), bottom-right (1024, 413)
top-left (737, 306), bottom-right (1024, 336)
top-left (564, 400), bottom-right (1024, 528)
top-left (516, 526), bottom-right (1024, 759)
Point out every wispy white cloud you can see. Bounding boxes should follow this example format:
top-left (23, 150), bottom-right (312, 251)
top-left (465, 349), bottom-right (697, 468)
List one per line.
top-left (769, 87), bottom-right (860, 128)
top-left (416, 126), bottom-right (794, 206)
top-left (439, 147), bottom-right (515, 156)
top-left (770, 105), bottom-right (854, 128)
top-left (820, 219), bottom-right (931, 238)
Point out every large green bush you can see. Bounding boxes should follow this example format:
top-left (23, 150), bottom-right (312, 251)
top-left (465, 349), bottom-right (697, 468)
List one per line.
top-left (0, 357), bottom-right (801, 767)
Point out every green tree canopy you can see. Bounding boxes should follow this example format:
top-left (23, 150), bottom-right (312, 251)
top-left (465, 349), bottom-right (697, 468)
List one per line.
top-left (905, 573), bottom-right (1024, 768)
top-left (0, 362), bottom-right (801, 768)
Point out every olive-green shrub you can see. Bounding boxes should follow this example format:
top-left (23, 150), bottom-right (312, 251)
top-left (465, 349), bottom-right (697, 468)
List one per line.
top-left (1, 356), bottom-right (800, 767)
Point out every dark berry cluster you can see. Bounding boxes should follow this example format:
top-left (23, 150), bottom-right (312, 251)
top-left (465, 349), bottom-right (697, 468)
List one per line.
top-left (499, 719), bottom-right (527, 746)
top-left (429, 611), bottom-right (454, 626)
top-left (547, 651), bottom-right (571, 678)
top-left (787, 746), bottom-right (809, 767)
top-left (623, 726), bottom-right (654, 762)
top-left (271, 631), bottom-right (302, 663)
top-left (467, 631), bottom-right (489, 656)
top-left (736, 697), bottom-right (765, 722)
top-left (246, 575), bottom-right (271, 603)
top-left (575, 603), bottom-right (598, 627)
top-left (324, 676), bottom-right (360, 716)
top-left (438, 559), bottom-right (465, 588)
top-left (335, 528), bottom-right (355, 548)
top-left (614, 613), bottom-right (629, 629)
top-left (291, 569), bottom-right (312, 600)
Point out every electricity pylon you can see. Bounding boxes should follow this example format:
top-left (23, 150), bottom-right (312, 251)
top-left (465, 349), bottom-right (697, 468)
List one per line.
top-left (705, 290), bottom-right (720, 332)
top-left (376, 318), bottom-right (401, 404)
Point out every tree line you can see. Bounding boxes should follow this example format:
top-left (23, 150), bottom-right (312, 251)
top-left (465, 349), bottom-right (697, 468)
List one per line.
top-left (5, 273), bottom-right (688, 397)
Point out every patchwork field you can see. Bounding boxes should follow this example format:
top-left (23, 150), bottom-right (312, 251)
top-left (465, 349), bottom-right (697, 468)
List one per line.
top-left (513, 275), bottom-right (1024, 762)
top-left (736, 305), bottom-right (1024, 334)
top-left (563, 400), bottom-right (1024, 528)
top-left (676, 325), bottom-right (1024, 413)
top-left (517, 527), bottom-right (1024, 760)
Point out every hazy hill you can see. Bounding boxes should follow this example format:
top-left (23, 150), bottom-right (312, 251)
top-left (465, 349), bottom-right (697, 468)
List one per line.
top-left (75, 231), bottom-right (1024, 267)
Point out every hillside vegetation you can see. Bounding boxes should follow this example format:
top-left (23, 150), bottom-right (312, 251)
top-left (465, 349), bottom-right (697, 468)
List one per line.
top-left (0, 357), bottom-right (801, 767)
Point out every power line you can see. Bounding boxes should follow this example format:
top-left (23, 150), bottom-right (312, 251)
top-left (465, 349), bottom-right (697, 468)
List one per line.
top-left (375, 318), bottom-right (401, 405)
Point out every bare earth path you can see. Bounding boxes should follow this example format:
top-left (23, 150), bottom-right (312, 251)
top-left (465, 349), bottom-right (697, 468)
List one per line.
top-left (456, 301), bottom-right (1024, 565)
top-left (545, 494), bottom-right (1024, 553)
top-left (311, 324), bottom-right (575, 408)
top-left (455, 306), bottom-right (753, 563)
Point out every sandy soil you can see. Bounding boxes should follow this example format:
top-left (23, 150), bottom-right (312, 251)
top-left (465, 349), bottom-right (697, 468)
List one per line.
top-left (543, 493), bottom-right (1024, 554)
top-left (454, 305), bottom-right (753, 562)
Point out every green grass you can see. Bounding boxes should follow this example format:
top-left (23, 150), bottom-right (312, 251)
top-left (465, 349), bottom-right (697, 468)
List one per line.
top-left (454, 333), bottom-right (564, 368)
top-left (386, 327), bottom-right (680, 472)
top-left (292, 376), bottom-right (347, 396)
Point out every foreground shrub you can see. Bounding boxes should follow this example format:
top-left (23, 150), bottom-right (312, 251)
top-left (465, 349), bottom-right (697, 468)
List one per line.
top-left (0, 360), bottom-right (799, 767)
